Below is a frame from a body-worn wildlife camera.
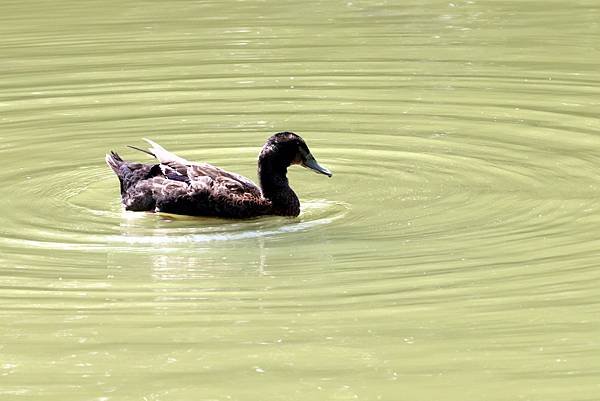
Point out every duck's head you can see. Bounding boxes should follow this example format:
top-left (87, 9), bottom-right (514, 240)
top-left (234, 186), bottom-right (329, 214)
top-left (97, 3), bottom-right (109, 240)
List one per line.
top-left (260, 132), bottom-right (332, 177)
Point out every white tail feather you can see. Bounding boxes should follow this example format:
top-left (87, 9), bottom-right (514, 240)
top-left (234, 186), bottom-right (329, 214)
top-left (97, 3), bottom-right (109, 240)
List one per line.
top-left (142, 138), bottom-right (190, 165)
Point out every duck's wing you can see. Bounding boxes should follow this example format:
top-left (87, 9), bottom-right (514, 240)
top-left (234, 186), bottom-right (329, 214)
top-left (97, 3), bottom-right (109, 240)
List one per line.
top-left (187, 164), bottom-right (262, 198)
top-left (138, 139), bottom-right (262, 197)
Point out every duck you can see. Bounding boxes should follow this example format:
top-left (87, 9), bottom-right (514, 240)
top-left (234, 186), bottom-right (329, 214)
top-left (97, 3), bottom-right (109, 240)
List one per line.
top-left (105, 132), bottom-right (332, 218)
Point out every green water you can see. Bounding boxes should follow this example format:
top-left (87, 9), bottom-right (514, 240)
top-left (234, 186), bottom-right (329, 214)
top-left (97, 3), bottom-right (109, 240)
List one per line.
top-left (2, 0), bottom-right (600, 400)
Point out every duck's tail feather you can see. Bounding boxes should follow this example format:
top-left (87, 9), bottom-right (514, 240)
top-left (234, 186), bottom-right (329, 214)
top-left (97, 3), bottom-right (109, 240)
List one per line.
top-left (127, 144), bottom-right (155, 158)
top-left (105, 151), bottom-right (124, 174)
top-left (142, 138), bottom-right (190, 165)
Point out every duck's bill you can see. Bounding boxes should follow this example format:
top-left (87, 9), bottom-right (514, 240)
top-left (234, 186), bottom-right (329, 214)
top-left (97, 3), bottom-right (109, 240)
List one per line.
top-left (302, 153), bottom-right (332, 177)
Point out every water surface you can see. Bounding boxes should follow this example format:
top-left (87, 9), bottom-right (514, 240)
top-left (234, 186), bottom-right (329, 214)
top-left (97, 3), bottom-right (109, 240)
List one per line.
top-left (2, 1), bottom-right (600, 400)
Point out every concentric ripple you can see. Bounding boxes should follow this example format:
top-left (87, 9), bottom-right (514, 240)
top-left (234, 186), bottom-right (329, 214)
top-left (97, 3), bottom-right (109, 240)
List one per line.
top-left (0, 154), bottom-right (349, 252)
top-left (2, 0), bottom-right (600, 400)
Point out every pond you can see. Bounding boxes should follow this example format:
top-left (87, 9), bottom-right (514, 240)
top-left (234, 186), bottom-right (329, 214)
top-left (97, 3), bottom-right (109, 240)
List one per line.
top-left (1, 0), bottom-right (599, 400)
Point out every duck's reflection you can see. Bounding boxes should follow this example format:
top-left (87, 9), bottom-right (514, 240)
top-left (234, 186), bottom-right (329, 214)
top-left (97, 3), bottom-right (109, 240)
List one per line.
top-left (146, 236), bottom-right (270, 282)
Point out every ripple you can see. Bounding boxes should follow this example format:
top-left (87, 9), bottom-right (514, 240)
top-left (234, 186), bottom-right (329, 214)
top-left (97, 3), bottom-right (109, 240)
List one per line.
top-left (0, 152), bottom-right (349, 252)
top-left (3, 1), bottom-right (600, 399)
top-left (0, 0), bottom-right (597, 285)
top-left (108, 199), bottom-right (349, 245)
top-left (3, 113), bottom-right (599, 258)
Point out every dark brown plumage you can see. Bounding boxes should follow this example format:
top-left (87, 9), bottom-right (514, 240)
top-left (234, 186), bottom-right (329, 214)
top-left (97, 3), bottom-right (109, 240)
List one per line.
top-left (105, 132), bottom-right (332, 218)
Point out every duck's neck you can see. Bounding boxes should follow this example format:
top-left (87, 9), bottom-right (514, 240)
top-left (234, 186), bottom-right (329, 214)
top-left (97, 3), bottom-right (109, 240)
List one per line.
top-left (258, 156), bottom-right (300, 217)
